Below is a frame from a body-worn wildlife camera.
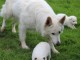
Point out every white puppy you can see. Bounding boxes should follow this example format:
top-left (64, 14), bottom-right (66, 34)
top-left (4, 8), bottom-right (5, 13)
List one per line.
top-left (0, 0), bottom-right (66, 53)
top-left (57, 13), bottom-right (77, 29)
top-left (32, 42), bottom-right (51, 60)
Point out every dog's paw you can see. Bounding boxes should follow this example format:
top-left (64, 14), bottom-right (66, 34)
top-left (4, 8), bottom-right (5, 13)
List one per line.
top-left (54, 50), bottom-right (60, 54)
top-left (22, 45), bottom-right (30, 49)
top-left (0, 27), bottom-right (6, 32)
top-left (12, 29), bottom-right (17, 33)
top-left (52, 49), bottom-right (60, 54)
top-left (12, 28), bottom-right (17, 33)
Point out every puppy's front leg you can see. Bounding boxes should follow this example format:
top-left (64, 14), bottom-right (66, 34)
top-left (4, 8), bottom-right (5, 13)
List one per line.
top-left (72, 25), bottom-right (76, 29)
top-left (49, 40), bottom-right (60, 54)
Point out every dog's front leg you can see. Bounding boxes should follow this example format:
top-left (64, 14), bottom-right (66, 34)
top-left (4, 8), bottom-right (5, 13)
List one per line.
top-left (12, 19), bottom-right (17, 33)
top-left (49, 40), bottom-right (60, 54)
top-left (1, 18), bottom-right (6, 32)
top-left (19, 23), bottom-right (29, 49)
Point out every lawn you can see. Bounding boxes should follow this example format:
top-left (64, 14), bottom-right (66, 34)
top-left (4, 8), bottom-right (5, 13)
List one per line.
top-left (0, 0), bottom-right (80, 60)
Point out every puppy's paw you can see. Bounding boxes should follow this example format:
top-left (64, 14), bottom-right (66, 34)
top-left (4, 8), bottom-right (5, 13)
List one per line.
top-left (72, 27), bottom-right (76, 29)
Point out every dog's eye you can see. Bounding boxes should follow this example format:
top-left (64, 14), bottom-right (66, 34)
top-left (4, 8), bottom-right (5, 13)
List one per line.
top-left (52, 33), bottom-right (55, 35)
top-left (43, 57), bottom-right (45, 60)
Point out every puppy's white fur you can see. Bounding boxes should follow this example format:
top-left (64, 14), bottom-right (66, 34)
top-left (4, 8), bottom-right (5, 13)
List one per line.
top-left (32, 42), bottom-right (51, 60)
top-left (0, 0), bottom-right (66, 53)
top-left (57, 13), bottom-right (77, 29)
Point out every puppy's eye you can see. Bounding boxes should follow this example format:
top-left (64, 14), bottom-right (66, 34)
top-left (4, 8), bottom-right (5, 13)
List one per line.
top-left (73, 21), bottom-right (75, 22)
top-left (43, 57), bottom-right (45, 60)
top-left (34, 58), bottom-right (37, 60)
top-left (59, 31), bottom-right (61, 34)
top-left (52, 33), bottom-right (55, 35)
top-left (47, 56), bottom-right (49, 60)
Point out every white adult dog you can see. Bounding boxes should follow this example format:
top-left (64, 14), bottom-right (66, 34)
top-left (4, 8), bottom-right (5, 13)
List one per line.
top-left (0, 0), bottom-right (66, 53)
top-left (32, 42), bottom-right (51, 60)
top-left (57, 13), bottom-right (77, 29)
top-left (0, 0), bottom-right (17, 33)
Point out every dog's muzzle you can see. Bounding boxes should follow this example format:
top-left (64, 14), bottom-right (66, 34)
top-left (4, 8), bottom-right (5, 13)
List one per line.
top-left (56, 42), bottom-right (61, 46)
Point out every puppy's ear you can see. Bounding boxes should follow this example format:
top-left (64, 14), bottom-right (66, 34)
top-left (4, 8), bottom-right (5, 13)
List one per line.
top-left (59, 16), bottom-right (65, 25)
top-left (45, 17), bottom-right (52, 27)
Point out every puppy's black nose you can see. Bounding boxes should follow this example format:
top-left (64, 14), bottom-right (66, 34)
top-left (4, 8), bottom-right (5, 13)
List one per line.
top-left (56, 42), bottom-right (61, 46)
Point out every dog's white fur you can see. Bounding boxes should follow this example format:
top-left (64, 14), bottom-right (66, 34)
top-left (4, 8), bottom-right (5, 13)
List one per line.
top-left (57, 13), bottom-right (77, 29)
top-left (0, 0), bottom-right (66, 53)
top-left (32, 42), bottom-right (51, 60)
top-left (0, 0), bottom-right (17, 33)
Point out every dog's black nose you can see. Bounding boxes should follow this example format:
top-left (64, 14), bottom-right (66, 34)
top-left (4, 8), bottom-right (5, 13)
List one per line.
top-left (56, 42), bottom-right (61, 46)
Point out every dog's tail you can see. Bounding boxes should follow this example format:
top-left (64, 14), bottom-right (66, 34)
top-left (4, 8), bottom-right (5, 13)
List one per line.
top-left (0, 9), bottom-right (2, 17)
top-left (0, 12), bottom-right (1, 16)
top-left (0, 5), bottom-right (4, 17)
top-left (0, 14), bottom-right (1, 17)
top-left (0, 4), bottom-right (7, 17)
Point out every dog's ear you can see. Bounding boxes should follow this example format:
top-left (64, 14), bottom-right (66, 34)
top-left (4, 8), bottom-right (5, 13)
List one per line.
top-left (45, 17), bottom-right (52, 27)
top-left (59, 16), bottom-right (65, 25)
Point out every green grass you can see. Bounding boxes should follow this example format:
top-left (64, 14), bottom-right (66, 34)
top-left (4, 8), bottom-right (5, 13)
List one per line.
top-left (0, 0), bottom-right (80, 60)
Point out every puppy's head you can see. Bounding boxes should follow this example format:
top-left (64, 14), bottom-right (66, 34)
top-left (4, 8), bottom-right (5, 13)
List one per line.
top-left (34, 57), bottom-right (47, 60)
top-left (44, 16), bottom-right (65, 46)
top-left (69, 16), bottom-right (77, 25)
top-left (67, 16), bottom-right (77, 29)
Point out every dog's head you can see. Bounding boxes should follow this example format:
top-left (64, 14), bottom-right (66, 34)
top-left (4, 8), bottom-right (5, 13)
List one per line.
top-left (44, 16), bottom-right (65, 46)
